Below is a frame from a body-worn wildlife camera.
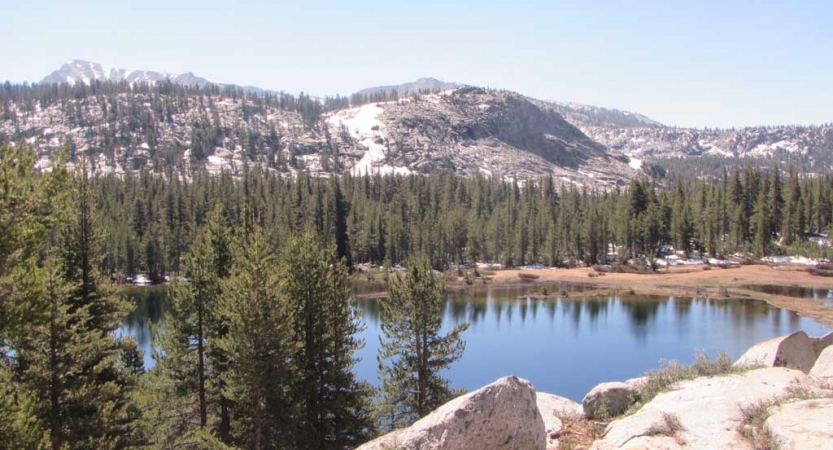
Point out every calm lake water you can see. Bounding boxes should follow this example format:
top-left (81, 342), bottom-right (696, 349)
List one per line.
top-left (744, 284), bottom-right (833, 307)
top-left (119, 284), bottom-right (830, 401)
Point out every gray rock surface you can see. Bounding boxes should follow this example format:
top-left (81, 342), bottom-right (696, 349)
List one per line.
top-left (734, 331), bottom-right (829, 373)
top-left (357, 376), bottom-right (546, 450)
top-left (810, 345), bottom-right (833, 380)
top-left (582, 381), bottom-right (634, 419)
top-left (589, 367), bottom-right (809, 450)
top-left (812, 331), bottom-right (833, 356)
top-left (765, 398), bottom-right (833, 450)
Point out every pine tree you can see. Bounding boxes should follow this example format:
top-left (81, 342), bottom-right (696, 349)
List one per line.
top-left (7, 156), bottom-right (137, 450)
top-left (377, 258), bottom-right (468, 430)
top-left (157, 226), bottom-right (220, 433)
top-left (0, 144), bottom-right (67, 450)
top-left (752, 181), bottom-right (772, 257)
top-left (219, 227), bottom-right (294, 450)
top-left (280, 233), bottom-right (374, 449)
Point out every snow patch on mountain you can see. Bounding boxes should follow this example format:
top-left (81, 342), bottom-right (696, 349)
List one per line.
top-left (327, 103), bottom-right (412, 176)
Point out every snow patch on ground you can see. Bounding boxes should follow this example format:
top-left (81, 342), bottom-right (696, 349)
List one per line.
top-left (327, 104), bottom-right (411, 175)
top-left (762, 256), bottom-right (822, 266)
top-left (327, 103), bottom-right (384, 137)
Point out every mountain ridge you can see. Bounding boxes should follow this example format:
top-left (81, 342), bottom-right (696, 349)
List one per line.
top-left (7, 60), bottom-right (833, 181)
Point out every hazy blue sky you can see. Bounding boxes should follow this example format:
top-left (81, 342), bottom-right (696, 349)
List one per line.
top-left (3, 0), bottom-right (832, 128)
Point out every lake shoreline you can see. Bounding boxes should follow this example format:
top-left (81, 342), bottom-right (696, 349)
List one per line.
top-left (355, 264), bottom-right (833, 328)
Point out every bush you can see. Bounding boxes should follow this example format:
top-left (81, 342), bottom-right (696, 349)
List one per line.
top-left (645, 412), bottom-right (685, 441)
top-left (517, 272), bottom-right (540, 281)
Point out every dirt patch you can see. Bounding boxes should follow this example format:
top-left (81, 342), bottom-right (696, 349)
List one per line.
top-left (480, 265), bottom-right (833, 327)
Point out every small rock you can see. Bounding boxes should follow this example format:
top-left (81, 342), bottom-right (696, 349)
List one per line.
top-left (582, 382), bottom-right (634, 420)
top-left (765, 398), bottom-right (833, 450)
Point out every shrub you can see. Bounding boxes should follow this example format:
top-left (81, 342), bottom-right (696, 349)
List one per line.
top-left (807, 267), bottom-right (833, 277)
top-left (517, 272), bottom-right (540, 281)
top-left (646, 412), bottom-right (686, 444)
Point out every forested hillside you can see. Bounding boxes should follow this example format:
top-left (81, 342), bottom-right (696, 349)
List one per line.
top-left (0, 80), bottom-right (634, 186)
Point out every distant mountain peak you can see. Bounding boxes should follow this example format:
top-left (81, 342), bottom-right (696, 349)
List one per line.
top-left (41, 60), bottom-right (227, 89)
top-left (41, 60), bottom-right (254, 94)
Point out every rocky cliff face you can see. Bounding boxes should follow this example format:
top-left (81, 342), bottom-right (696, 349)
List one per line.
top-left (331, 88), bottom-right (632, 183)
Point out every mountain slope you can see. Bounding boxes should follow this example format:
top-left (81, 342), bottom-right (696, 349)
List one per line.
top-left (535, 98), bottom-right (833, 169)
top-left (329, 87), bottom-right (630, 182)
top-left (544, 100), bottom-right (663, 128)
top-left (2, 76), bottom-right (635, 186)
top-left (355, 78), bottom-right (464, 97)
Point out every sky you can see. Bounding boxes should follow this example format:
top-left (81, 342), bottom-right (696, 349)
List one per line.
top-left (2, 0), bottom-right (832, 128)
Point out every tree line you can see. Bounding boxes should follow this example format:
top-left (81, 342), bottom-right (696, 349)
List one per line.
top-left (88, 162), bottom-right (833, 284)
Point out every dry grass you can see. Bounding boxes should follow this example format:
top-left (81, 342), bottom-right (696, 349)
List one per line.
top-left (645, 412), bottom-right (686, 444)
top-left (630, 352), bottom-right (740, 411)
top-left (553, 415), bottom-right (607, 450)
top-left (738, 386), bottom-right (833, 450)
top-left (739, 399), bottom-right (780, 450)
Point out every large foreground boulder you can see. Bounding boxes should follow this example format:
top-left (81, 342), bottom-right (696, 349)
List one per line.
top-left (734, 331), bottom-right (833, 373)
top-left (582, 382), bottom-right (634, 419)
top-left (765, 398), bottom-right (833, 450)
top-left (536, 393), bottom-right (583, 450)
top-left (810, 345), bottom-right (833, 380)
top-left (357, 376), bottom-right (546, 450)
top-left (589, 367), bottom-right (809, 450)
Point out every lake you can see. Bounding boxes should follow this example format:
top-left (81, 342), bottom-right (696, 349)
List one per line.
top-left (119, 284), bottom-right (830, 401)
top-left (744, 284), bottom-right (833, 308)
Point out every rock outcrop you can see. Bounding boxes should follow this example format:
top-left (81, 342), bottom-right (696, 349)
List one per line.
top-left (582, 382), bottom-right (634, 420)
top-left (810, 345), bottom-right (833, 380)
top-left (589, 368), bottom-right (810, 450)
top-left (536, 393), bottom-right (582, 450)
top-left (356, 376), bottom-right (545, 450)
top-left (734, 331), bottom-right (833, 373)
top-left (765, 398), bottom-right (833, 450)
